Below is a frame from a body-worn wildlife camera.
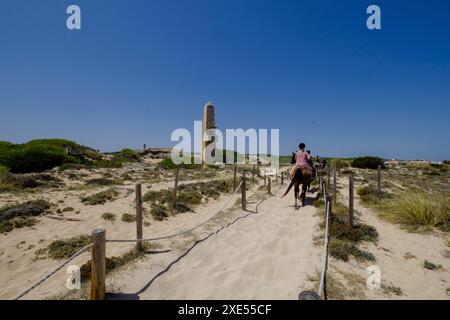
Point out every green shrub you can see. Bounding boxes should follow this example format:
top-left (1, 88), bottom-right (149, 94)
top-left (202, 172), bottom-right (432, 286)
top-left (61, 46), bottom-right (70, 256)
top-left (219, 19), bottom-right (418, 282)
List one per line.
top-left (329, 239), bottom-right (375, 262)
top-left (351, 157), bottom-right (385, 170)
top-left (423, 260), bottom-right (441, 271)
top-left (101, 212), bottom-right (116, 221)
top-left (150, 206), bottom-right (169, 221)
top-left (157, 158), bottom-right (201, 170)
top-left (118, 149), bottom-right (140, 161)
top-left (58, 163), bottom-right (88, 171)
top-left (0, 217), bottom-right (38, 233)
top-left (0, 199), bottom-right (49, 232)
top-left (85, 178), bottom-right (116, 186)
top-left (0, 139), bottom-right (101, 173)
top-left (81, 189), bottom-right (119, 205)
top-left (35, 235), bottom-right (91, 260)
top-left (79, 242), bottom-right (156, 282)
top-left (0, 165), bottom-right (9, 175)
top-left (121, 213), bottom-right (136, 223)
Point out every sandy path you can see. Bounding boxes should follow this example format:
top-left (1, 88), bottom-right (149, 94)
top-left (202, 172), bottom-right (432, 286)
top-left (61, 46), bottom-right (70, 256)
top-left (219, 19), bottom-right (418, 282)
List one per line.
top-left (336, 176), bottom-right (450, 299)
top-left (107, 185), bottom-right (322, 300)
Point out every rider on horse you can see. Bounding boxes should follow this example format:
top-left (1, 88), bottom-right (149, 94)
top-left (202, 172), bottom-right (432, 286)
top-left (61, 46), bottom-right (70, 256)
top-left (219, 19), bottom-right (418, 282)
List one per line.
top-left (291, 143), bottom-right (314, 179)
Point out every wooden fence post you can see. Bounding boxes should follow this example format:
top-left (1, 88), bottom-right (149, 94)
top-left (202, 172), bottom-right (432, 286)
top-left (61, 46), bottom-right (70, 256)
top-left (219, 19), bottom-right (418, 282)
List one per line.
top-left (268, 178), bottom-right (271, 194)
top-left (241, 171), bottom-right (246, 211)
top-left (326, 195), bottom-right (333, 218)
top-left (174, 168), bottom-right (180, 199)
top-left (281, 172), bottom-right (284, 185)
top-left (135, 184), bottom-right (143, 252)
top-left (233, 165), bottom-right (237, 192)
top-left (349, 174), bottom-right (354, 228)
top-left (327, 166), bottom-right (331, 191)
top-left (377, 165), bottom-right (381, 192)
top-left (91, 229), bottom-right (106, 300)
top-left (333, 166), bottom-right (337, 205)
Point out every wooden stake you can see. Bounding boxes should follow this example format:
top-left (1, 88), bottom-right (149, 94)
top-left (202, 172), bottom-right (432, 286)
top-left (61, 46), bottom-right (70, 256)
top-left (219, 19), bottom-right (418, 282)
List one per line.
top-left (174, 168), bottom-right (180, 199)
top-left (326, 195), bottom-right (333, 218)
top-left (333, 166), bottom-right (337, 205)
top-left (281, 172), bottom-right (284, 185)
top-left (135, 184), bottom-right (143, 252)
top-left (327, 166), bottom-right (331, 191)
top-left (268, 178), bottom-right (271, 194)
top-left (349, 174), bottom-right (354, 228)
top-left (90, 229), bottom-right (106, 300)
top-left (241, 171), bottom-right (246, 211)
top-left (233, 165), bottom-right (237, 192)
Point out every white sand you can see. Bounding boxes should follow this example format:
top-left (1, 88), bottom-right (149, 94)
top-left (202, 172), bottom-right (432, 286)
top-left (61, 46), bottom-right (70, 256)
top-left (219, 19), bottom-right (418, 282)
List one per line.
top-left (106, 184), bottom-right (322, 300)
top-left (334, 176), bottom-right (450, 300)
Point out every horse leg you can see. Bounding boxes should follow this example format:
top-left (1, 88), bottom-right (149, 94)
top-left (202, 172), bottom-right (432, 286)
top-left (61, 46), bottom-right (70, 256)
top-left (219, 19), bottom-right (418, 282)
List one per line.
top-left (294, 184), bottom-right (300, 210)
top-left (301, 183), bottom-right (308, 206)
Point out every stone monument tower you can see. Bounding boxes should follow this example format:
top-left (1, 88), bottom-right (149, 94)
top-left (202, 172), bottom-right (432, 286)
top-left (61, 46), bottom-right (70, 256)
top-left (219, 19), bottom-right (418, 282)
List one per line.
top-left (202, 101), bottom-right (216, 163)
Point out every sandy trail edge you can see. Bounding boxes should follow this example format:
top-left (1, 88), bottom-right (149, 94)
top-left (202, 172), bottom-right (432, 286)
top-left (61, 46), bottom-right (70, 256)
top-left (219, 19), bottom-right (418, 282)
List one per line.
top-left (106, 186), bottom-right (322, 300)
top-left (336, 176), bottom-right (450, 300)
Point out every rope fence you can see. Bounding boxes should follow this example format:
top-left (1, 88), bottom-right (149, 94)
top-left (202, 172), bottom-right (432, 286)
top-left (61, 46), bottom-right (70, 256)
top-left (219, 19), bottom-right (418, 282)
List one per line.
top-left (106, 180), bottom-right (244, 244)
top-left (14, 164), bottom-right (334, 301)
top-left (14, 243), bottom-right (93, 300)
top-left (12, 166), bottom-right (267, 300)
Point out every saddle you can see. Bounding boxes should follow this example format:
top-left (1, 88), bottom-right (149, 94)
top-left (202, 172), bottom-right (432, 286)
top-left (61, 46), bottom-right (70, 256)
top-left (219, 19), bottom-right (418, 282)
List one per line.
top-left (290, 166), bottom-right (313, 180)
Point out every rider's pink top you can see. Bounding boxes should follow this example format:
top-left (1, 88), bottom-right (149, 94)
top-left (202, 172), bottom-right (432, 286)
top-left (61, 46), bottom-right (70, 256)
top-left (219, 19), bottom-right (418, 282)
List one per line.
top-left (295, 150), bottom-right (310, 168)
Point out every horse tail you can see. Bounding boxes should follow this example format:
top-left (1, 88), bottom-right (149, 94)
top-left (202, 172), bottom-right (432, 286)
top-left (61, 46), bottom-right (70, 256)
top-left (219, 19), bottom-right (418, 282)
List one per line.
top-left (281, 180), bottom-right (295, 198)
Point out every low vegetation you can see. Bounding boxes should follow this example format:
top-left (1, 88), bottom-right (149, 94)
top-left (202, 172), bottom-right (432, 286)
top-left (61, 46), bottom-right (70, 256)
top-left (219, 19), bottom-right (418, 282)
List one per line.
top-left (0, 172), bottom-right (63, 190)
top-left (157, 158), bottom-right (202, 170)
top-left (380, 191), bottom-right (449, 231)
top-left (79, 241), bottom-right (156, 282)
top-left (423, 260), bottom-right (442, 271)
top-left (317, 198), bottom-right (378, 263)
top-left (85, 178), bottom-right (116, 186)
top-left (101, 213), bottom-right (116, 221)
top-left (351, 156), bottom-right (385, 170)
top-left (0, 200), bottom-right (50, 233)
top-left (357, 184), bottom-right (391, 206)
top-left (121, 213), bottom-right (136, 223)
top-left (143, 179), bottom-right (234, 220)
top-left (0, 139), bottom-right (144, 175)
top-left (35, 235), bottom-right (91, 260)
top-left (0, 139), bottom-right (101, 173)
top-left (0, 165), bottom-right (8, 175)
top-left (329, 239), bottom-right (375, 262)
top-left (81, 189), bottom-right (119, 205)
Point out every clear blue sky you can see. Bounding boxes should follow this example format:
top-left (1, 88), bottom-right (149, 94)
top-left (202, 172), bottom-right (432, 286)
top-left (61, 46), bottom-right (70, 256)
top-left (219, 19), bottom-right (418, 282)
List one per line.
top-left (1, 0), bottom-right (449, 160)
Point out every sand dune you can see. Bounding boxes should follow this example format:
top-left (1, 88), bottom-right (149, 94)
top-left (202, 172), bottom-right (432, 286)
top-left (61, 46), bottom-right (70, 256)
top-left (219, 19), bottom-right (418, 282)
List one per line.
top-left (106, 186), bottom-right (322, 300)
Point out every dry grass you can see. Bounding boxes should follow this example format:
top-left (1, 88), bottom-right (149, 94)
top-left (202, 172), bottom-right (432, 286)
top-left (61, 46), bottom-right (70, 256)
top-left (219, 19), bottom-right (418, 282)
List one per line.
top-left (380, 191), bottom-right (450, 231)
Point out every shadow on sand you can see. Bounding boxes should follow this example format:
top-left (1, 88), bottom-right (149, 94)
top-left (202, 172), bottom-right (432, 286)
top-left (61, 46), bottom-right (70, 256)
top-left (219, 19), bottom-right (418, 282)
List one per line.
top-left (106, 210), bottom-right (259, 299)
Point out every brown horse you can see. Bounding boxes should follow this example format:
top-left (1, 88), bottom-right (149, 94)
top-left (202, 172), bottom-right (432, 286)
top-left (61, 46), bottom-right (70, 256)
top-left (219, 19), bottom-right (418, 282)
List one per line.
top-left (281, 152), bottom-right (313, 209)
